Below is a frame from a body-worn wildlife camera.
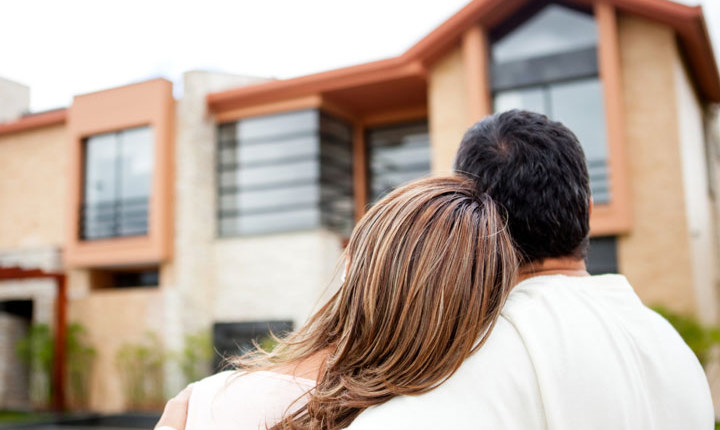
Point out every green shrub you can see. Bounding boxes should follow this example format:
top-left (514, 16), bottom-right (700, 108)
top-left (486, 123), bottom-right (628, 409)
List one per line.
top-left (15, 324), bottom-right (53, 408)
top-left (115, 332), bottom-right (166, 410)
top-left (652, 306), bottom-right (720, 365)
top-left (177, 330), bottom-right (213, 385)
top-left (66, 323), bottom-right (96, 409)
top-left (15, 322), bottom-right (95, 410)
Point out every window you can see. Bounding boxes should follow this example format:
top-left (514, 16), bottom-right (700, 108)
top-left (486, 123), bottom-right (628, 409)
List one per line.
top-left (367, 121), bottom-right (431, 202)
top-left (90, 267), bottom-right (160, 289)
top-left (212, 320), bottom-right (293, 370)
top-left (217, 110), bottom-right (353, 237)
top-left (82, 126), bottom-right (154, 239)
top-left (491, 4), bottom-right (610, 204)
top-left (586, 237), bottom-right (618, 275)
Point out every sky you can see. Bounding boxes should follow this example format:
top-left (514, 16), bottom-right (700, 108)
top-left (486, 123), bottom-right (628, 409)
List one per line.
top-left (1, 0), bottom-right (718, 113)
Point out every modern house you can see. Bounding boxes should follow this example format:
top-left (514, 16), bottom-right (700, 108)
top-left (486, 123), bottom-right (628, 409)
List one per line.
top-left (0, 0), bottom-right (718, 413)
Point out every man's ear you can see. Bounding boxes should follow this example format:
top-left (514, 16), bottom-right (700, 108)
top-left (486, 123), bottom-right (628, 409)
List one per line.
top-left (589, 197), bottom-right (594, 217)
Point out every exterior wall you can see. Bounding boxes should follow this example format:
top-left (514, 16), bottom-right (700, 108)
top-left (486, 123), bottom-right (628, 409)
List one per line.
top-left (65, 79), bottom-right (175, 268)
top-left (172, 72), bottom-right (344, 368)
top-left (428, 46), bottom-right (469, 175)
top-left (674, 54), bottom-right (718, 325)
top-left (0, 312), bottom-right (29, 409)
top-left (67, 287), bottom-right (164, 412)
top-left (212, 231), bottom-right (343, 325)
top-left (0, 77), bottom-right (30, 122)
top-left (0, 125), bottom-right (67, 251)
top-left (616, 14), bottom-right (696, 314)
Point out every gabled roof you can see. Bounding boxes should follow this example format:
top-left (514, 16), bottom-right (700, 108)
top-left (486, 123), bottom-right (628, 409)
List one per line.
top-left (208, 0), bottom-right (720, 112)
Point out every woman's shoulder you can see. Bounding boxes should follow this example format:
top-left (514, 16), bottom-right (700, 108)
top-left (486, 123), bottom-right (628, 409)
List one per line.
top-left (187, 370), bottom-right (314, 430)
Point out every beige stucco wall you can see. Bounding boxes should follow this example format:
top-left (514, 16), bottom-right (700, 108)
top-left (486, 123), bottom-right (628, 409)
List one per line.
top-left (428, 46), bottom-right (470, 175)
top-left (68, 287), bottom-right (165, 412)
top-left (616, 14), bottom-right (696, 314)
top-left (0, 125), bottom-right (67, 251)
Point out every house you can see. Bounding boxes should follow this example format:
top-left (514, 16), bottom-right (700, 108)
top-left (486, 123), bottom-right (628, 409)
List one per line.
top-left (0, 0), bottom-right (718, 413)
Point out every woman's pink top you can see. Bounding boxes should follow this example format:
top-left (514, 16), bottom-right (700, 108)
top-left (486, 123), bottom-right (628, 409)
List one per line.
top-left (186, 370), bottom-right (315, 430)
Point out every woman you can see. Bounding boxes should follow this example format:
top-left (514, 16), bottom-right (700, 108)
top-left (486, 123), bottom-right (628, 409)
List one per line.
top-left (181, 176), bottom-right (518, 430)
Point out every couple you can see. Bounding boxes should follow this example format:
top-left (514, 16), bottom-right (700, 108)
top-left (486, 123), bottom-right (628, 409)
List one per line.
top-left (157, 110), bottom-right (713, 429)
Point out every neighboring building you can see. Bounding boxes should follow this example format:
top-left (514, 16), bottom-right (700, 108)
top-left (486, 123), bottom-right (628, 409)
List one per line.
top-left (0, 0), bottom-right (719, 413)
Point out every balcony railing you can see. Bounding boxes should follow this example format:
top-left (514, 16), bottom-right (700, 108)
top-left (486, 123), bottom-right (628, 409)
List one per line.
top-left (80, 197), bottom-right (149, 240)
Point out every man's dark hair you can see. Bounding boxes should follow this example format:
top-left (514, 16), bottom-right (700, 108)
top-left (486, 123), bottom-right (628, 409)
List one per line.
top-left (453, 110), bottom-right (591, 263)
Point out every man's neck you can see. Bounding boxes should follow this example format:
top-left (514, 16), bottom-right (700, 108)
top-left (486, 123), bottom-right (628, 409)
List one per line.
top-left (518, 257), bottom-right (589, 282)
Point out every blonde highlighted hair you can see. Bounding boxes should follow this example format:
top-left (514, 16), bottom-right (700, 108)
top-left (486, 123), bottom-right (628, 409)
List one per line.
top-left (233, 176), bottom-right (518, 429)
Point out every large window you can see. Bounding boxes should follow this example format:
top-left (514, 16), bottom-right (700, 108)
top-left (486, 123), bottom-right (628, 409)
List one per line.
top-left (367, 121), bottom-right (431, 202)
top-left (491, 4), bottom-right (610, 204)
top-left (217, 110), bottom-right (354, 237)
top-left (82, 126), bottom-right (153, 239)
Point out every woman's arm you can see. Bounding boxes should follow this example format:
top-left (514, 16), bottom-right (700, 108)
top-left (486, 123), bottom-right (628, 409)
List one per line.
top-left (155, 386), bottom-right (192, 430)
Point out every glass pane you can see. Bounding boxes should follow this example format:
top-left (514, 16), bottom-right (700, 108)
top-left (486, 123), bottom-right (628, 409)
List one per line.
top-left (493, 87), bottom-right (546, 114)
top-left (493, 4), bottom-right (597, 63)
top-left (220, 208), bottom-right (321, 236)
top-left (368, 122), bottom-right (430, 202)
top-left (219, 134), bottom-right (318, 167)
top-left (239, 110), bottom-right (318, 142)
top-left (219, 185), bottom-right (319, 212)
top-left (84, 133), bottom-right (118, 205)
top-left (549, 78), bottom-right (610, 203)
top-left (119, 127), bottom-right (154, 200)
top-left (219, 160), bottom-right (319, 190)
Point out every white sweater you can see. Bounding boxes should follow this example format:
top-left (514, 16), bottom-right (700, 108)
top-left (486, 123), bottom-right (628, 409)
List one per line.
top-left (186, 370), bottom-right (314, 430)
top-left (346, 275), bottom-right (713, 429)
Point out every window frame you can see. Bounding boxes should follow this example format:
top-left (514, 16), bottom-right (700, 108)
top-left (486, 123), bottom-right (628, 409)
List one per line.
top-left (81, 126), bottom-right (154, 241)
top-left (216, 109), bottom-right (355, 238)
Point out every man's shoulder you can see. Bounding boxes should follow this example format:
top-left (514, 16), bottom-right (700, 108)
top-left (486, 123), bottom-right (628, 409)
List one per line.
top-left (346, 317), bottom-right (544, 429)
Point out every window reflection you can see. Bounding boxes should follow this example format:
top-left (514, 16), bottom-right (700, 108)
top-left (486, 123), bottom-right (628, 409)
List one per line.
top-left (368, 122), bottom-right (431, 202)
top-left (82, 126), bottom-right (153, 239)
top-left (491, 3), bottom-right (610, 204)
top-left (217, 110), bottom-right (354, 237)
top-left (492, 4), bottom-right (597, 63)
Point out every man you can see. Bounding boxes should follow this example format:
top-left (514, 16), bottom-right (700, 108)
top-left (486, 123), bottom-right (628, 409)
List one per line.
top-left (344, 110), bottom-right (713, 429)
top-left (157, 110), bottom-right (713, 429)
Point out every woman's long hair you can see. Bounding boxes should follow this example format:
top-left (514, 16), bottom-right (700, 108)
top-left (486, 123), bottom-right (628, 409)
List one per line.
top-left (232, 176), bottom-right (518, 429)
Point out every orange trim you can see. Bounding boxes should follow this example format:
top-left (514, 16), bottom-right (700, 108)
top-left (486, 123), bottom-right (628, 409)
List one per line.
top-left (214, 95), bottom-right (323, 123)
top-left (65, 79), bottom-right (175, 268)
top-left (590, 2), bottom-right (633, 236)
top-left (360, 106), bottom-right (427, 127)
top-left (462, 25), bottom-right (493, 124)
top-left (206, 0), bottom-right (719, 112)
top-left (208, 59), bottom-right (426, 113)
top-left (353, 124), bottom-right (368, 221)
top-left (0, 109), bottom-right (67, 136)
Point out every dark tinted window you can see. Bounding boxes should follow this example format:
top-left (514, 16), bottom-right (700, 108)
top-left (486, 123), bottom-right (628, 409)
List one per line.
top-left (367, 121), bottom-right (430, 202)
top-left (212, 320), bottom-right (293, 370)
top-left (586, 237), bottom-right (618, 275)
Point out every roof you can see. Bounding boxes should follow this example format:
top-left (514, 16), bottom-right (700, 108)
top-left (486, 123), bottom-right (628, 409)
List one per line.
top-left (0, 109), bottom-right (67, 136)
top-left (208, 0), bottom-right (720, 112)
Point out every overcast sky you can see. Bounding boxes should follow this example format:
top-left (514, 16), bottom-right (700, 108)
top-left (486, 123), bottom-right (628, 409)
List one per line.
top-left (2, 0), bottom-right (718, 112)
